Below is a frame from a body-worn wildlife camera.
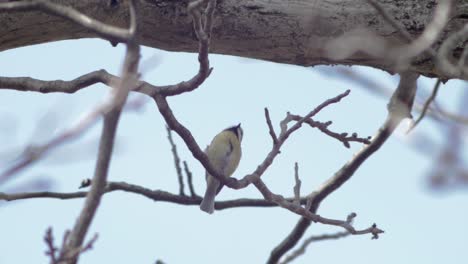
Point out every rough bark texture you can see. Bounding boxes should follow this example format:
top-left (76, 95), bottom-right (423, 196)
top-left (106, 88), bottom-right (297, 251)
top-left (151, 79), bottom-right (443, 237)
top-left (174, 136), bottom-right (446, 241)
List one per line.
top-left (1, 0), bottom-right (467, 77)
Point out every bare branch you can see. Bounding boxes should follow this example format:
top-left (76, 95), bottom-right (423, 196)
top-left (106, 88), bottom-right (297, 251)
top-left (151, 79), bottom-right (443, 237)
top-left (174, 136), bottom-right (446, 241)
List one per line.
top-left (279, 231), bottom-right (349, 264)
top-left (288, 115), bottom-right (371, 148)
top-left (293, 162), bottom-right (301, 206)
top-left (267, 72), bottom-right (419, 264)
top-left (264, 108), bottom-right (279, 145)
top-left (183, 161), bottom-right (198, 197)
top-left (166, 126), bottom-right (185, 196)
top-left (0, 69), bottom-right (156, 96)
top-left (60, 109), bottom-right (123, 262)
top-left (0, 181), bottom-right (311, 210)
top-left (252, 178), bottom-right (383, 237)
top-left (44, 227), bottom-right (58, 264)
top-left (156, 0), bottom-right (216, 96)
top-left (43, 227), bottom-right (97, 264)
top-left (58, 1), bottom-right (141, 262)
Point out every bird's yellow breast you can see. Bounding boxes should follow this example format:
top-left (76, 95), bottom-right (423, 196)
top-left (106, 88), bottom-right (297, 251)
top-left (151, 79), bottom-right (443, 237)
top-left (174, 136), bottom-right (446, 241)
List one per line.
top-left (206, 131), bottom-right (241, 178)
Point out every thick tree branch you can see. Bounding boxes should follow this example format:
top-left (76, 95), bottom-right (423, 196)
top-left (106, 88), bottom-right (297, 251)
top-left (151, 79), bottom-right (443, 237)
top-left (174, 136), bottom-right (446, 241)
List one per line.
top-left (0, 0), bottom-right (466, 77)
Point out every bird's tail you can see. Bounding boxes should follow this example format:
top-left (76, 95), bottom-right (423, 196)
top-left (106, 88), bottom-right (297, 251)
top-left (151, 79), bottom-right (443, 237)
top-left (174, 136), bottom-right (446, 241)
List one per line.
top-left (200, 178), bottom-right (220, 214)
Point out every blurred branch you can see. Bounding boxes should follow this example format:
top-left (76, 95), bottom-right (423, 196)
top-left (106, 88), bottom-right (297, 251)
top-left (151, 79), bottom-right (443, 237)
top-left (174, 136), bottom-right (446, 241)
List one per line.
top-left (279, 231), bottom-right (349, 264)
top-left (433, 102), bottom-right (468, 125)
top-left (437, 23), bottom-right (468, 79)
top-left (267, 72), bottom-right (419, 264)
top-left (428, 88), bottom-right (468, 190)
top-left (0, 0), bottom-right (133, 43)
top-left (0, 96), bottom-right (144, 186)
top-left (43, 227), bottom-right (98, 264)
top-left (365, 0), bottom-right (413, 42)
top-left (49, 1), bottom-right (141, 262)
top-left (408, 79), bottom-right (442, 132)
top-left (365, 0), bottom-right (458, 77)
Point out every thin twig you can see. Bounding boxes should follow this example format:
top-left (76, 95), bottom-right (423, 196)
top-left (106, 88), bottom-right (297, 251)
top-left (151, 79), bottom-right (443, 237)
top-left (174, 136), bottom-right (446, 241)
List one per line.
top-left (166, 126), bottom-right (185, 196)
top-left (252, 178), bottom-right (383, 238)
top-left (287, 115), bottom-right (371, 148)
top-left (44, 227), bottom-right (58, 264)
top-left (183, 161), bottom-right (198, 197)
top-left (293, 162), bottom-right (301, 206)
top-left (265, 108), bottom-right (279, 145)
top-left (279, 231), bottom-right (349, 264)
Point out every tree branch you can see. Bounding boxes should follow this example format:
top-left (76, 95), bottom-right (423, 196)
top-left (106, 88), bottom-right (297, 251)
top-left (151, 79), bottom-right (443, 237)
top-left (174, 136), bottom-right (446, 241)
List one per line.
top-left (0, 181), bottom-right (311, 210)
top-left (264, 108), bottom-right (279, 145)
top-left (52, 1), bottom-right (141, 262)
top-left (408, 78), bottom-right (442, 132)
top-left (0, 0), bottom-right (466, 77)
top-left (267, 72), bottom-right (420, 264)
top-left (166, 126), bottom-right (185, 196)
top-left (183, 161), bottom-right (198, 197)
top-left (279, 231), bottom-right (349, 264)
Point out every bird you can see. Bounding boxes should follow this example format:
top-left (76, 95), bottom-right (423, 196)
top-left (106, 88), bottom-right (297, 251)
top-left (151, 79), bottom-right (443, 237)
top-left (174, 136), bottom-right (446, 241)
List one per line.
top-left (199, 124), bottom-right (243, 214)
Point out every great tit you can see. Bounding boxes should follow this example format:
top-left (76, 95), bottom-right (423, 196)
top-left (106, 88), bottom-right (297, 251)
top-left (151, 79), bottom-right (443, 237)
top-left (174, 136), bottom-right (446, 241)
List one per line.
top-left (199, 124), bottom-right (243, 214)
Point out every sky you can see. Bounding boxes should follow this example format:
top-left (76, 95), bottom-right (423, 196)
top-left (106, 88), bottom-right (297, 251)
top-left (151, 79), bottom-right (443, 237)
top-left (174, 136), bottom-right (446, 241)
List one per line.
top-left (0, 39), bottom-right (467, 264)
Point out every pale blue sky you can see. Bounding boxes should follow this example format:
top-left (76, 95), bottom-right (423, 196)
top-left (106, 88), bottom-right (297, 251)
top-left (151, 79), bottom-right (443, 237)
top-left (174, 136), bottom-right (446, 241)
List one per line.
top-left (0, 39), bottom-right (467, 264)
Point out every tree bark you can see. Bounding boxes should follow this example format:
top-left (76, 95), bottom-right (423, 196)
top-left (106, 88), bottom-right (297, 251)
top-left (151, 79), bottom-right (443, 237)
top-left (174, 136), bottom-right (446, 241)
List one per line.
top-left (0, 0), bottom-right (466, 78)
